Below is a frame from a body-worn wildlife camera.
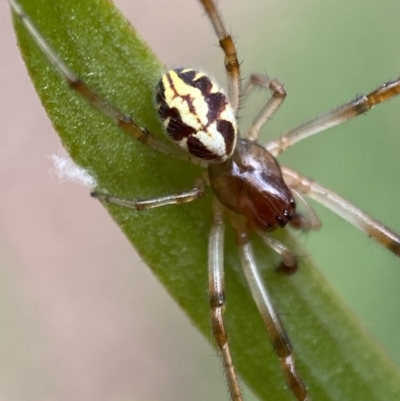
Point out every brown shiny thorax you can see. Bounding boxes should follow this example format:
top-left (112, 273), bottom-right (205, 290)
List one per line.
top-left (208, 138), bottom-right (295, 230)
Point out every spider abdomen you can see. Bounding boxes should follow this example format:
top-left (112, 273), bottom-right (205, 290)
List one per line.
top-left (156, 68), bottom-right (237, 163)
top-left (209, 139), bottom-right (296, 230)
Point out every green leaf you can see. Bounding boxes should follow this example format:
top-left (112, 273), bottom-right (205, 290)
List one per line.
top-left (11, 0), bottom-right (400, 400)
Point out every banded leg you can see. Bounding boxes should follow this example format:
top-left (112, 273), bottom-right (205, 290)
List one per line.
top-left (231, 216), bottom-right (310, 401)
top-left (91, 179), bottom-right (205, 210)
top-left (8, 0), bottom-right (206, 166)
top-left (241, 74), bottom-right (287, 142)
top-left (209, 201), bottom-right (243, 401)
top-left (198, 0), bottom-right (241, 113)
top-left (282, 167), bottom-right (400, 256)
top-left (266, 78), bottom-right (400, 157)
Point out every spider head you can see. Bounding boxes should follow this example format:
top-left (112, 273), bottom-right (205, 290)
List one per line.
top-left (209, 138), bottom-right (296, 231)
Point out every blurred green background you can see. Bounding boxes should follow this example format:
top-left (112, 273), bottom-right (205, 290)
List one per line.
top-left (1, 0), bottom-right (399, 400)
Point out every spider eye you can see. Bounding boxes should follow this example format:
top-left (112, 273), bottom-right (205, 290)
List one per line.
top-left (156, 68), bottom-right (237, 163)
top-left (283, 200), bottom-right (296, 219)
top-left (276, 215), bottom-right (285, 227)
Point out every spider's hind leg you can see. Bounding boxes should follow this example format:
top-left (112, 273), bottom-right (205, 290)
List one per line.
top-left (198, 0), bottom-right (241, 113)
top-left (9, 0), bottom-right (205, 166)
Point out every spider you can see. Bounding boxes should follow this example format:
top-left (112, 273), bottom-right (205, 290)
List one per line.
top-left (9, 0), bottom-right (400, 400)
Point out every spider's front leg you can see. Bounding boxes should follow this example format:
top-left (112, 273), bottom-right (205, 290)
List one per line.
top-left (282, 167), bottom-right (400, 256)
top-left (266, 78), bottom-right (400, 157)
top-left (230, 214), bottom-right (311, 401)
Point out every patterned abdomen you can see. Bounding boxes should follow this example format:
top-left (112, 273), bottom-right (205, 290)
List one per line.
top-left (156, 68), bottom-right (237, 163)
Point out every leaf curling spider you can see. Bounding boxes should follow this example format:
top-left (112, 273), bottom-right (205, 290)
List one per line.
top-left (9, 0), bottom-right (400, 400)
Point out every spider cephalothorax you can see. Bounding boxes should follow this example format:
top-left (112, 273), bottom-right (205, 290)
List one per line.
top-left (209, 139), bottom-right (296, 230)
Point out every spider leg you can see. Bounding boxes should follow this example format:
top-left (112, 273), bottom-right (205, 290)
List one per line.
top-left (231, 216), bottom-right (310, 401)
top-left (241, 74), bottom-right (287, 141)
top-left (8, 0), bottom-right (206, 166)
top-left (282, 167), bottom-right (400, 256)
top-left (91, 179), bottom-right (205, 210)
top-left (266, 78), bottom-right (400, 157)
top-left (198, 0), bottom-right (241, 113)
top-left (209, 201), bottom-right (243, 401)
